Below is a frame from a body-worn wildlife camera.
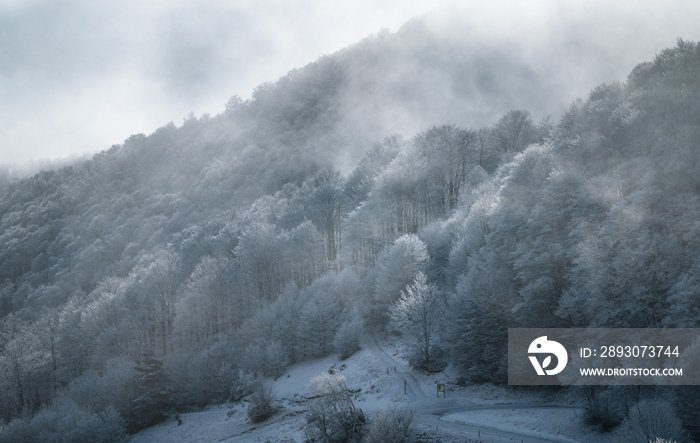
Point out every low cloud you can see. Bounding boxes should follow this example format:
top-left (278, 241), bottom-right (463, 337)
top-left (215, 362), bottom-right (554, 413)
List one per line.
top-left (1, 0), bottom-right (699, 164)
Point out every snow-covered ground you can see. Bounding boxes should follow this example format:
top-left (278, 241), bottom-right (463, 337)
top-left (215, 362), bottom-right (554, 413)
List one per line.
top-left (130, 342), bottom-right (408, 443)
top-left (129, 335), bottom-right (598, 442)
top-left (440, 407), bottom-right (599, 443)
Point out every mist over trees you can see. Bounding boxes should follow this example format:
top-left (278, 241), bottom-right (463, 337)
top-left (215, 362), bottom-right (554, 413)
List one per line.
top-left (0, 20), bottom-right (699, 441)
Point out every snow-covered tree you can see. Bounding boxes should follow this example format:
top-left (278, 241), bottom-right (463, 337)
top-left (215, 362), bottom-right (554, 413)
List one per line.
top-left (390, 272), bottom-right (441, 367)
top-left (493, 109), bottom-right (536, 155)
top-left (294, 166), bottom-right (345, 262)
top-left (296, 288), bottom-right (343, 358)
top-left (333, 310), bottom-right (364, 359)
top-left (372, 234), bottom-right (429, 325)
top-left (132, 248), bottom-right (184, 356)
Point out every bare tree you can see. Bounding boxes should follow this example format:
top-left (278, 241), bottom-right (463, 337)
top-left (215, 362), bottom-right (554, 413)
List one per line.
top-left (493, 109), bottom-right (536, 154)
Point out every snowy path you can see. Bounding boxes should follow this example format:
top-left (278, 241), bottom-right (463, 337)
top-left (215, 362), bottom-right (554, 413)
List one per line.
top-left (415, 403), bottom-right (581, 443)
top-left (365, 332), bottom-right (427, 400)
top-left (367, 333), bottom-right (581, 442)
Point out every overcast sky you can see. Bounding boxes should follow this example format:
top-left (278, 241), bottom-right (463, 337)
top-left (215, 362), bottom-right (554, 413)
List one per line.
top-left (1, 0), bottom-right (699, 165)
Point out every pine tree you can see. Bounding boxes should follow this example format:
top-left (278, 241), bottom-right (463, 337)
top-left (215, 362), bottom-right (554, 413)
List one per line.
top-left (129, 353), bottom-right (170, 433)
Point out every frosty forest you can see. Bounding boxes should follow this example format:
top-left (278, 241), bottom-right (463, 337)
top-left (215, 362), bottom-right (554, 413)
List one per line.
top-left (1, 11), bottom-right (700, 443)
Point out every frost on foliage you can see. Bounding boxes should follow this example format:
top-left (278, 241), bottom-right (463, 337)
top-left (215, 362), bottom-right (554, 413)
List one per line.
top-left (305, 374), bottom-right (365, 442)
top-left (389, 272), bottom-right (442, 368)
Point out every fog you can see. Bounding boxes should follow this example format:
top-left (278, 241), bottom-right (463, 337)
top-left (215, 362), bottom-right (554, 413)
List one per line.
top-left (0, 0), bottom-right (448, 165)
top-left (1, 0), bottom-right (699, 165)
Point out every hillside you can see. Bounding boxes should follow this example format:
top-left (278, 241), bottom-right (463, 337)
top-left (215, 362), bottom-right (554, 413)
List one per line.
top-left (0, 13), bottom-right (590, 323)
top-left (1, 17), bottom-right (699, 443)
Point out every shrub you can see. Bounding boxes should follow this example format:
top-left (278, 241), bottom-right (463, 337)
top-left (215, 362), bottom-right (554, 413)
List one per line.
top-left (618, 400), bottom-right (689, 443)
top-left (674, 386), bottom-right (700, 440)
top-left (583, 387), bottom-right (625, 432)
top-left (247, 383), bottom-right (277, 423)
top-left (305, 374), bottom-right (365, 442)
top-left (364, 405), bottom-right (414, 443)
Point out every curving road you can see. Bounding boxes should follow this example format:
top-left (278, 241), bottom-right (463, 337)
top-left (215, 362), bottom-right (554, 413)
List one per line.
top-left (367, 333), bottom-right (581, 443)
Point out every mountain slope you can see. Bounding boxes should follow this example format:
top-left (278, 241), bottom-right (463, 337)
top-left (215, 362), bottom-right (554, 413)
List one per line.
top-left (1, 17), bottom-right (699, 442)
top-left (0, 14), bottom-right (605, 319)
